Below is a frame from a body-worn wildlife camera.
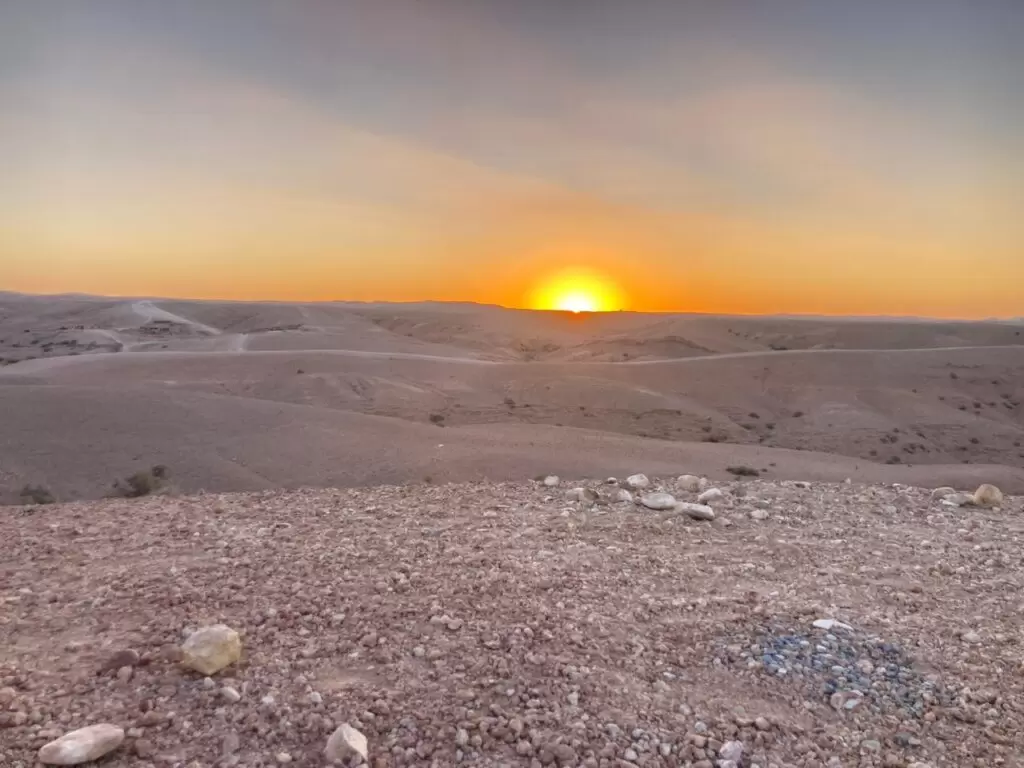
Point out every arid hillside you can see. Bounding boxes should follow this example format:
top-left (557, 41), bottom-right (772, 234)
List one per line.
top-left (2, 294), bottom-right (1023, 503)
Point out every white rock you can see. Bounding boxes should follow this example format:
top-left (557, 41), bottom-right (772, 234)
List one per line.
top-left (567, 487), bottom-right (599, 503)
top-left (220, 686), bottom-right (241, 703)
top-left (962, 630), bottom-right (981, 643)
top-left (675, 502), bottom-right (715, 521)
top-left (181, 624), bottom-right (241, 675)
top-left (612, 488), bottom-right (633, 504)
top-left (942, 492), bottom-right (975, 508)
top-left (605, 477), bottom-right (618, 484)
top-left (813, 618), bottom-right (852, 631)
top-left (640, 492), bottom-right (677, 510)
top-left (930, 486), bottom-right (956, 501)
top-left (325, 723), bottom-right (368, 764)
top-left (542, 475), bottom-right (560, 487)
top-left (625, 473), bottom-right (650, 490)
top-left (38, 724), bottom-right (125, 765)
top-left (697, 488), bottom-right (725, 504)
top-left (750, 508), bottom-right (769, 521)
top-left (973, 484), bottom-right (1003, 508)
top-left (720, 741), bottom-right (744, 762)
top-left (677, 474), bottom-right (702, 493)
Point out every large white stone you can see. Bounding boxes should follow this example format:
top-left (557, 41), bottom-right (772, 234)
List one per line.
top-left (697, 488), bottom-right (725, 504)
top-left (325, 723), bottom-right (368, 763)
top-left (973, 484), bottom-right (1003, 508)
top-left (181, 624), bottom-right (241, 675)
top-left (675, 502), bottom-right (715, 521)
top-left (38, 724), bottom-right (125, 765)
top-left (676, 475), bottom-right (702, 493)
top-left (639, 492), bottom-right (677, 510)
top-left (625, 473), bottom-right (650, 490)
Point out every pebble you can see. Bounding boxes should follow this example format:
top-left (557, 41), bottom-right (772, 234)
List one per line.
top-left (613, 488), bottom-right (634, 503)
top-left (625, 473), bottom-right (650, 490)
top-left (674, 502), bottom-right (715, 521)
top-left (220, 686), bottom-right (242, 703)
top-left (812, 618), bottom-right (852, 631)
top-left (325, 723), bottom-right (368, 763)
top-left (677, 474), bottom-right (703, 492)
top-left (719, 741), bottom-right (743, 761)
top-left (973, 483), bottom-right (1003, 508)
top-left (697, 488), bottom-right (724, 504)
top-left (181, 624), bottom-right (242, 675)
top-left (38, 724), bottom-right (125, 765)
top-left (750, 508), bottom-right (770, 521)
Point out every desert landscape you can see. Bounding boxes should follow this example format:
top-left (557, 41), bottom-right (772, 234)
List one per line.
top-left (4, 296), bottom-right (1024, 766)
top-left (2, 293), bottom-right (1024, 504)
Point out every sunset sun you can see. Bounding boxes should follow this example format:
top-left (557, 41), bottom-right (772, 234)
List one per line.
top-left (528, 268), bottom-right (625, 313)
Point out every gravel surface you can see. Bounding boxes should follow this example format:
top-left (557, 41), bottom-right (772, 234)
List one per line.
top-left (2, 477), bottom-right (1023, 767)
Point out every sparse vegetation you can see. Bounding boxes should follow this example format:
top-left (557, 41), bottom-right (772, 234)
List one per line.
top-left (726, 465), bottom-right (760, 477)
top-left (429, 413), bottom-right (445, 426)
top-left (503, 397), bottom-right (515, 408)
top-left (792, 410), bottom-right (804, 417)
top-left (19, 484), bottom-right (55, 505)
top-left (112, 465), bottom-right (168, 498)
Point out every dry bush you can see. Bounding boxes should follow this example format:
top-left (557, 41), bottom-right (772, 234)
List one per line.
top-left (20, 484), bottom-right (55, 505)
top-left (726, 465), bottom-right (760, 477)
top-left (112, 465), bottom-right (168, 498)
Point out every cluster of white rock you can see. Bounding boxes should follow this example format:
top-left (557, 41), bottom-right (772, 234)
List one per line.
top-left (549, 471), bottom-right (731, 521)
top-left (932, 483), bottom-right (1004, 509)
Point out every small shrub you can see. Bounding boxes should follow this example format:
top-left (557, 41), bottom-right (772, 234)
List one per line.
top-left (701, 425), bottom-right (712, 433)
top-left (748, 412), bottom-right (760, 419)
top-left (950, 372), bottom-right (958, 379)
top-left (970, 437), bottom-right (980, 445)
top-left (726, 465), bottom-right (760, 477)
top-left (296, 368), bottom-right (305, 374)
top-left (429, 413), bottom-right (445, 426)
top-left (20, 484), bottom-right (55, 505)
top-left (504, 397), bottom-right (515, 408)
top-left (113, 465), bottom-right (168, 498)
top-left (792, 410), bottom-right (804, 417)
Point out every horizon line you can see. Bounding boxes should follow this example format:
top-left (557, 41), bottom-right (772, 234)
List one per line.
top-left (3, 288), bottom-right (1022, 324)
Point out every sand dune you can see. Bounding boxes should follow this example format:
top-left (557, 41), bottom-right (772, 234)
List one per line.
top-left (2, 293), bottom-right (1022, 502)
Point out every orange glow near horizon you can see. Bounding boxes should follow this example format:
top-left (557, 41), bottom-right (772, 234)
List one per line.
top-left (527, 268), bottom-right (627, 313)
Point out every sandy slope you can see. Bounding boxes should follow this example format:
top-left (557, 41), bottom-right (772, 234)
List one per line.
top-left (2, 381), bottom-right (1023, 503)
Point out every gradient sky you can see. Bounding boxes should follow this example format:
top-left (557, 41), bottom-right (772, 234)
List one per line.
top-left (2, 1), bottom-right (1022, 317)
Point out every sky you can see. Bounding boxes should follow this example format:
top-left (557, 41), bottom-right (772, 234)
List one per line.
top-left (1, 0), bottom-right (1022, 317)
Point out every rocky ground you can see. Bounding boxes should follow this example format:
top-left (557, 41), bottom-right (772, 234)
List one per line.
top-left (2, 477), bottom-right (1023, 767)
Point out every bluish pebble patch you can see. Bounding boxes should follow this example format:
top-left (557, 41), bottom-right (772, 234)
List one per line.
top-left (716, 623), bottom-right (959, 718)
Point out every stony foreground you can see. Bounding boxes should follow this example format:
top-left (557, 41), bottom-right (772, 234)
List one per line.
top-left (1, 478), bottom-right (1023, 767)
